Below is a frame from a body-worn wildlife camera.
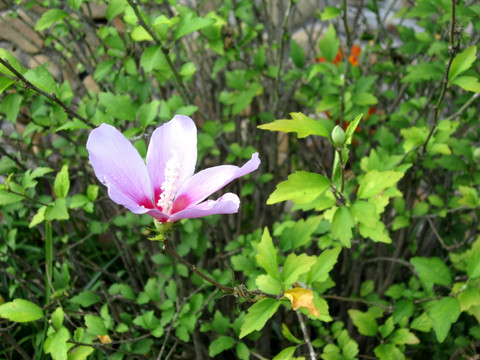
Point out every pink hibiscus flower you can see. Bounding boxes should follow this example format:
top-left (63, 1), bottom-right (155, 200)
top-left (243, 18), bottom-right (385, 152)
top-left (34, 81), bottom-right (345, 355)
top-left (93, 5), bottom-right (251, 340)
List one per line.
top-left (86, 115), bottom-right (260, 223)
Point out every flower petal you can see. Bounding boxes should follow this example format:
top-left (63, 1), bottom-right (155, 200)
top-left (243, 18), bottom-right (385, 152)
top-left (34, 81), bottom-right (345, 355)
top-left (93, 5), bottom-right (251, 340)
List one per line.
top-left (146, 115), bottom-right (197, 204)
top-left (171, 153), bottom-right (260, 213)
top-left (86, 123), bottom-right (153, 214)
top-left (169, 193), bottom-right (240, 221)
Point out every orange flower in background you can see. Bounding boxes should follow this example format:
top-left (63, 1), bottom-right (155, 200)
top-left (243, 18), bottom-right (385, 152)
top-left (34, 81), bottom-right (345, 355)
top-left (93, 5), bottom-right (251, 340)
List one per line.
top-left (316, 45), bottom-right (362, 67)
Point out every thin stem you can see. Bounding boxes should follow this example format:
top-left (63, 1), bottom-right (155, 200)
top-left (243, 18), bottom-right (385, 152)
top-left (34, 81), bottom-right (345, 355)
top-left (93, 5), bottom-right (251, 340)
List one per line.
top-left (163, 239), bottom-right (234, 293)
top-left (125, 0), bottom-right (195, 108)
top-left (337, 149), bottom-right (346, 194)
top-left (272, 0), bottom-right (295, 117)
top-left (45, 221), bottom-right (53, 303)
top-left (0, 57), bottom-right (94, 128)
top-left (296, 311), bottom-right (316, 360)
top-left (421, 0), bottom-right (458, 154)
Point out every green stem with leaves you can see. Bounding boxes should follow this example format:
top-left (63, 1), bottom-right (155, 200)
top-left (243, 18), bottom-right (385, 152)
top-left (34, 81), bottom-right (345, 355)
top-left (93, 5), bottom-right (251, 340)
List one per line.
top-left (160, 237), bottom-right (278, 300)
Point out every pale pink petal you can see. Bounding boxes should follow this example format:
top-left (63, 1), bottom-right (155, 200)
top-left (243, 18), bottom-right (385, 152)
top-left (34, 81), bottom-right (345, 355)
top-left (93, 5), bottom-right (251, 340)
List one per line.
top-left (86, 123), bottom-right (153, 214)
top-left (171, 153), bottom-right (260, 213)
top-left (146, 115), bottom-right (197, 204)
top-left (146, 208), bottom-right (171, 223)
top-left (169, 193), bottom-right (240, 221)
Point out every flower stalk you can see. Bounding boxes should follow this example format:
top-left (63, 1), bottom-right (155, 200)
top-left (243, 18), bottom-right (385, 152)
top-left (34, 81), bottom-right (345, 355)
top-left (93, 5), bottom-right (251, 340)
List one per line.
top-left (45, 220), bottom-right (53, 303)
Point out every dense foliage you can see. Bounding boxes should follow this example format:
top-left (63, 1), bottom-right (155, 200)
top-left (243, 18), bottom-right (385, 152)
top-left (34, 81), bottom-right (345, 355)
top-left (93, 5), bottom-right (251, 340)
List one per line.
top-left (1, 0), bottom-right (480, 359)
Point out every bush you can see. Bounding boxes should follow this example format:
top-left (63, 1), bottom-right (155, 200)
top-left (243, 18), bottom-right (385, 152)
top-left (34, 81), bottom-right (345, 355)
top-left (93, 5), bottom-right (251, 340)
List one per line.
top-left (1, 0), bottom-right (480, 359)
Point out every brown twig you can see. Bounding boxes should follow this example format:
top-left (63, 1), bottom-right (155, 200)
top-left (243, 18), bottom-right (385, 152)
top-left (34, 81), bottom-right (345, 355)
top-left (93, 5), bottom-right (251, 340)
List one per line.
top-left (161, 237), bottom-right (279, 300)
top-left (421, 0), bottom-right (459, 154)
top-left (0, 57), bottom-right (94, 128)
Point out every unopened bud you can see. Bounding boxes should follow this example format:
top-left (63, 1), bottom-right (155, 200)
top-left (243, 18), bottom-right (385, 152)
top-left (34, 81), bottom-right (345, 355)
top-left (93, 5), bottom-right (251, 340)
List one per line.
top-left (331, 125), bottom-right (345, 148)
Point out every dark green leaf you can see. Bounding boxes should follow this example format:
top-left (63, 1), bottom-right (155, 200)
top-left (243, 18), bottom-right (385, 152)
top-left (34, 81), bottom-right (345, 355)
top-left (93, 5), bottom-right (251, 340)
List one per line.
top-left (209, 335), bottom-right (236, 357)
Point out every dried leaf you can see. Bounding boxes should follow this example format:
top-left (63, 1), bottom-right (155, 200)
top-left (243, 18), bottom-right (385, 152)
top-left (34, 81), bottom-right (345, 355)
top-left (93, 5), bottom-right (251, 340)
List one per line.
top-left (284, 288), bottom-right (319, 317)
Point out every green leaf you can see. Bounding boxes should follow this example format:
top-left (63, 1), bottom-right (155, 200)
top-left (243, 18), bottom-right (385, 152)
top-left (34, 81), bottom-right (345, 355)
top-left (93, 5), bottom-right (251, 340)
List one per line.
top-left (267, 171), bottom-right (330, 205)
top-left (240, 298), bottom-right (281, 338)
top-left (71, 291), bottom-right (100, 307)
top-left (139, 100), bottom-right (160, 128)
top-left (410, 257), bottom-right (452, 285)
top-left (0, 188), bottom-right (24, 205)
top-left (410, 312), bottom-right (433, 332)
top-left (0, 299), bottom-right (44, 322)
top-left (321, 6), bottom-right (341, 20)
top-left (273, 346), bottom-right (297, 360)
top-left (282, 323), bottom-right (303, 344)
top-left (54, 164), bottom-right (70, 198)
top-left (281, 253), bottom-right (317, 289)
top-left (331, 206), bottom-right (355, 248)
top-left (211, 310), bottom-right (230, 335)
top-left (35, 9), bottom-right (69, 31)
top-left (98, 92), bottom-right (136, 121)
top-left (30, 206), bottom-right (47, 228)
top-left (131, 26), bottom-right (153, 41)
top-left (256, 274), bottom-right (283, 295)
top-left (51, 307), bottom-right (64, 330)
top-left (290, 39), bottom-right (305, 68)
top-left (318, 24), bottom-right (340, 62)
top-left (450, 75), bottom-right (480, 93)
top-left (232, 83), bottom-right (263, 116)
top-left (350, 200), bottom-right (378, 228)
top-left (468, 249), bottom-right (480, 279)
top-left (306, 247), bottom-right (342, 284)
top-left (85, 314), bottom-right (107, 336)
top-left (449, 45), bottom-right (477, 82)
top-left (45, 198), bottom-right (69, 221)
top-left (357, 170), bottom-right (404, 199)
top-left (93, 59), bottom-right (116, 82)
top-left (44, 327), bottom-right (72, 360)
top-left (236, 342), bottom-right (250, 360)
top-left (24, 66), bottom-right (59, 95)
top-left (348, 309), bottom-right (378, 336)
top-left (209, 335), bottom-right (236, 357)
top-left (344, 114), bottom-right (363, 145)
top-left (0, 49), bottom-right (26, 76)
top-left (258, 112), bottom-right (329, 138)
top-left (374, 344), bottom-right (404, 360)
top-left (255, 227), bottom-right (279, 279)
top-left (352, 92), bottom-right (378, 106)
top-left (378, 317), bottom-right (394, 338)
top-left (390, 329), bottom-right (420, 345)
top-left (106, 0), bottom-right (126, 20)
top-left (67, 345), bottom-right (94, 360)
top-left (428, 297), bottom-right (460, 342)
top-left (174, 12), bottom-right (216, 40)
top-left (0, 77), bottom-right (14, 94)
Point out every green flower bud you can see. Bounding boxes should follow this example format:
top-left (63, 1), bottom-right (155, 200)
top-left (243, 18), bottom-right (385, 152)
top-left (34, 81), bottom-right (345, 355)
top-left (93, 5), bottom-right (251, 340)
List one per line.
top-left (331, 125), bottom-right (345, 148)
top-left (473, 148), bottom-right (480, 162)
